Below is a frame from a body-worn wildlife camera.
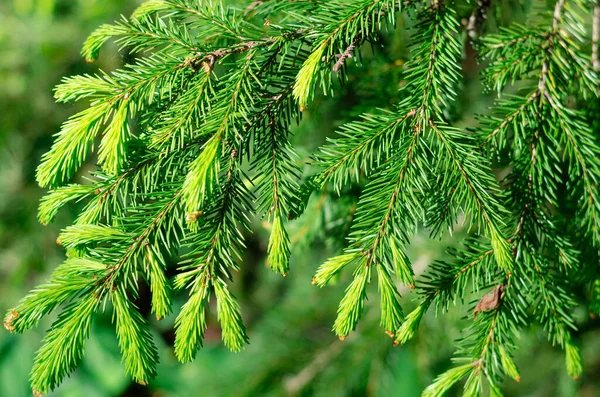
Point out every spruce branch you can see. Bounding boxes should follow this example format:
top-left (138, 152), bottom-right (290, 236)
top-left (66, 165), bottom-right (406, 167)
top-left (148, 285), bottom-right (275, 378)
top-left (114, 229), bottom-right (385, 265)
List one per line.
top-left (254, 115), bottom-right (300, 275)
top-left (82, 14), bottom-right (198, 63)
top-left (8, 0), bottom-right (600, 395)
top-left (421, 0), bottom-right (596, 393)
top-left (175, 150), bottom-right (251, 358)
top-left (4, 258), bottom-right (104, 335)
top-left (30, 295), bottom-right (98, 395)
top-left (112, 289), bottom-right (159, 385)
top-left (313, 2), bottom-right (511, 342)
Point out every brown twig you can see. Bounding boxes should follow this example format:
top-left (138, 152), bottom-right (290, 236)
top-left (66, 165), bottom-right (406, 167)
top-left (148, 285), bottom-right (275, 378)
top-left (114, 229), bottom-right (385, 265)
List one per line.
top-left (333, 36), bottom-right (361, 72)
top-left (191, 29), bottom-right (307, 72)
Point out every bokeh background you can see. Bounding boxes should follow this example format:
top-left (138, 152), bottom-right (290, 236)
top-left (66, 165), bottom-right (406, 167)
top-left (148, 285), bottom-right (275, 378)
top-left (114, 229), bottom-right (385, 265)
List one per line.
top-left (0, 1), bottom-right (599, 396)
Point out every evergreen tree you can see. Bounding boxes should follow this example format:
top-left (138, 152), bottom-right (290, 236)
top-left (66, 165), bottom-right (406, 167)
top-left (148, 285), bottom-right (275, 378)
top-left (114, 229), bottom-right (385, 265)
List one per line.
top-left (3, 0), bottom-right (600, 395)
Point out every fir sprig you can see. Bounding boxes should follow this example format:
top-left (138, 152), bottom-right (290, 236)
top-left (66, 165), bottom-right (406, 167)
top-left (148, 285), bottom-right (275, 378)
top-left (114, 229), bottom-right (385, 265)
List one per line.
top-left (4, 0), bottom-right (600, 395)
top-left (416, 0), bottom-right (596, 394)
top-left (312, 2), bottom-right (511, 343)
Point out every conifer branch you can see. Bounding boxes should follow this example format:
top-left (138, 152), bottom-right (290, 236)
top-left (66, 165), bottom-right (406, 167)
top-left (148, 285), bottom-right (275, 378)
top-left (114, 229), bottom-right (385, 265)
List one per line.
top-left (421, 0), bottom-right (595, 393)
top-left (7, 0), bottom-right (600, 395)
top-left (313, 2), bottom-right (512, 344)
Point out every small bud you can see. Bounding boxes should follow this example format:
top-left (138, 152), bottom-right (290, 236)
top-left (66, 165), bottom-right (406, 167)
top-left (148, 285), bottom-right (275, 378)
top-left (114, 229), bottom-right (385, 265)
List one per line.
top-left (56, 237), bottom-right (62, 246)
top-left (3, 309), bottom-right (19, 332)
top-left (137, 381), bottom-right (148, 386)
top-left (33, 390), bottom-right (43, 397)
top-left (186, 211), bottom-right (203, 222)
top-left (385, 330), bottom-right (395, 338)
top-left (202, 55), bottom-right (216, 74)
top-left (338, 335), bottom-right (346, 341)
top-left (299, 105), bottom-right (306, 112)
top-left (311, 276), bottom-right (317, 285)
top-left (282, 273), bottom-right (288, 278)
top-left (473, 284), bottom-right (505, 319)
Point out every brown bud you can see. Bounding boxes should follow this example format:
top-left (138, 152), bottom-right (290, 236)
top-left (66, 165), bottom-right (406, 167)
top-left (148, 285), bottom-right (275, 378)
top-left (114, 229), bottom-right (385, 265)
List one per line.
top-left (474, 285), bottom-right (505, 319)
top-left (56, 237), bottom-right (62, 246)
top-left (385, 330), bottom-right (395, 338)
top-left (33, 390), bottom-right (43, 397)
top-left (202, 55), bottom-right (216, 74)
top-left (311, 276), bottom-right (317, 285)
top-left (186, 211), bottom-right (203, 222)
top-left (338, 335), bottom-right (346, 341)
top-left (137, 381), bottom-right (148, 387)
top-left (3, 309), bottom-right (18, 332)
top-left (282, 273), bottom-right (288, 278)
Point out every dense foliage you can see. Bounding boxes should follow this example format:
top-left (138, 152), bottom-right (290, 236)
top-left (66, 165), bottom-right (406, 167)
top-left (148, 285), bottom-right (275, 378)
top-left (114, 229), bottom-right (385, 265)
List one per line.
top-left (3, 0), bottom-right (600, 395)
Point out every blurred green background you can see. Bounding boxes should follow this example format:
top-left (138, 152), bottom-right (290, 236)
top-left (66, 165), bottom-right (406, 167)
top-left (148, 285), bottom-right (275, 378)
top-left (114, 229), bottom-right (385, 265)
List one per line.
top-left (0, 1), bottom-right (599, 396)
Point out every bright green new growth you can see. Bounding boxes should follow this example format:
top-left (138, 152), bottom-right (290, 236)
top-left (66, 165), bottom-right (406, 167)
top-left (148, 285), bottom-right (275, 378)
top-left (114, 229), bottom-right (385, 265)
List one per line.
top-left (4, 0), bottom-right (600, 395)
